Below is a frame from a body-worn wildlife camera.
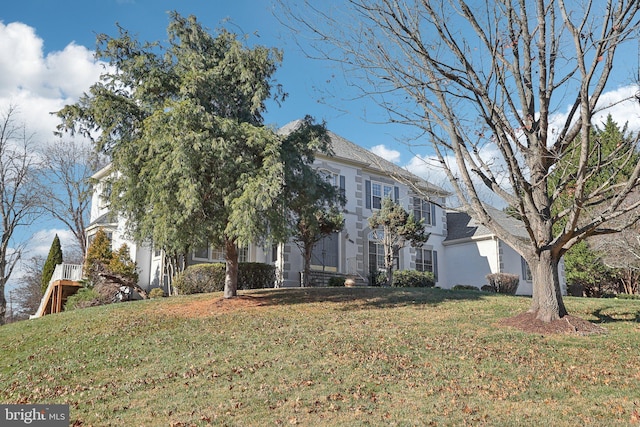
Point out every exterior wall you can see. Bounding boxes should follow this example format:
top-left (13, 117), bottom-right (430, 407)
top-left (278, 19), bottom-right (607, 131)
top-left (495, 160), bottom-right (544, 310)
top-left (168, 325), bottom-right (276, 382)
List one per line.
top-left (280, 156), bottom-right (448, 287)
top-left (442, 236), bottom-right (566, 296)
top-left (499, 242), bottom-right (532, 295)
top-left (443, 238), bottom-right (499, 289)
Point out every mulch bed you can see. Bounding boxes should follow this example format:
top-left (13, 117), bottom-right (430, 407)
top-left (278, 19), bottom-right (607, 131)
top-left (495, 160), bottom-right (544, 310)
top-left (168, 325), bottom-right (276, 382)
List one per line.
top-left (499, 311), bottom-right (607, 335)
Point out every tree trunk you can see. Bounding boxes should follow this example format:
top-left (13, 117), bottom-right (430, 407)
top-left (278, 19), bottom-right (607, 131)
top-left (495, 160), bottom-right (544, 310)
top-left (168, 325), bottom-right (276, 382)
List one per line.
top-left (528, 251), bottom-right (567, 322)
top-left (0, 283), bottom-right (6, 326)
top-left (224, 238), bottom-right (239, 299)
top-left (302, 244), bottom-right (312, 287)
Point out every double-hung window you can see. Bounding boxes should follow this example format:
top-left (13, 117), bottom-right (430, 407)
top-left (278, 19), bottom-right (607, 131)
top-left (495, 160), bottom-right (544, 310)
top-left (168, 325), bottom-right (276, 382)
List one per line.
top-left (416, 248), bottom-right (438, 280)
top-left (413, 198), bottom-right (435, 226)
top-left (193, 245), bottom-right (248, 262)
top-left (368, 231), bottom-right (398, 271)
top-left (371, 182), bottom-right (393, 209)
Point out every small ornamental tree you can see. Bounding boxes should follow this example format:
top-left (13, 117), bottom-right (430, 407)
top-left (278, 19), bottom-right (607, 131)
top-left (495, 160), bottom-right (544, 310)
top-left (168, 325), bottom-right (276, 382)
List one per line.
top-left (84, 228), bottom-right (112, 280)
top-left (41, 235), bottom-right (63, 294)
top-left (109, 244), bottom-right (138, 284)
top-left (83, 228), bottom-right (145, 302)
top-left (368, 197), bottom-right (429, 286)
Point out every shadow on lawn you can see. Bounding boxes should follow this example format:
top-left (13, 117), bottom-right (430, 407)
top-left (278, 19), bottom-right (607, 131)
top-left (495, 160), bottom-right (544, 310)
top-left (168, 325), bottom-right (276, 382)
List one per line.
top-left (246, 286), bottom-right (494, 310)
top-left (590, 307), bottom-right (640, 324)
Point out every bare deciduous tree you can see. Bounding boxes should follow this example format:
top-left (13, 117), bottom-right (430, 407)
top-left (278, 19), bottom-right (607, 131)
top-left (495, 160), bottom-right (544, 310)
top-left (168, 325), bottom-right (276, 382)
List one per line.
top-left (37, 139), bottom-right (103, 259)
top-left (11, 256), bottom-right (45, 322)
top-left (0, 105), bottom-right (40, 325)
top-left (280, 0), bottom-right (640, 322)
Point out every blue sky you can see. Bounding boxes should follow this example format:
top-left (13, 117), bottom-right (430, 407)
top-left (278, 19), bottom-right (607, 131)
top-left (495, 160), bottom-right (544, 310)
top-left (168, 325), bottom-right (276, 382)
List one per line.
top-left (2, 0), bottom-right (640, 297)
top-left (1, 0), bottom-right (402, 149)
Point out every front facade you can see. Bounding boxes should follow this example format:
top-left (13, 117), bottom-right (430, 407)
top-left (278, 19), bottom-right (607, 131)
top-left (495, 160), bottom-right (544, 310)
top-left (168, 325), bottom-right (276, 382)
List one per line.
top-left (86, 121), bottom-right (550, 295)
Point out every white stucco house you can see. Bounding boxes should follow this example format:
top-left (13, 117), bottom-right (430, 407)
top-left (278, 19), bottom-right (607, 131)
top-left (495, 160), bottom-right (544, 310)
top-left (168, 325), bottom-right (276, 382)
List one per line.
top-left (86, 120), bottom-right (562, 295)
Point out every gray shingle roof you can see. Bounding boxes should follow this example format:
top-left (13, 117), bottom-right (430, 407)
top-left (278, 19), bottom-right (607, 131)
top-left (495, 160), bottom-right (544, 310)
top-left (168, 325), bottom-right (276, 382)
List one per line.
top-left (279, 120), bottom-right (448, 195)
top-left (445, 206), bottom-right (530, 242)
top-left (88, 211), bottom-right (118, 228)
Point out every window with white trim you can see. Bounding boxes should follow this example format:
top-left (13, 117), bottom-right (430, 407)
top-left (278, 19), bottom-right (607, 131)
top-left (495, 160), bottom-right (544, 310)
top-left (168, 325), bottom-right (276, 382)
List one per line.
top-left (416, 248), bottom-right (433, 272)
top-left (371, 182), bottom-right (393, 209)
top-left (368, 231), bottom-right (398, 271)
top-left (99, 182), bottom-right (112, 209)
top-left (319, 169), bottom-right (338, 186)
top-left (413, 198), bottom-right (433, 225)
top-left (193, 245), bottom-right (248, 262)
top-left (416, 248), bottom-right (438, 280)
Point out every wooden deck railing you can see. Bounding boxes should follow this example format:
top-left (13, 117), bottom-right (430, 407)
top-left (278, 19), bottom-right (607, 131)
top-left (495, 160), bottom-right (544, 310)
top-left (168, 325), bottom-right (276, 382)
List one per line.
top-left (30, 263), bottom-right (84, 319)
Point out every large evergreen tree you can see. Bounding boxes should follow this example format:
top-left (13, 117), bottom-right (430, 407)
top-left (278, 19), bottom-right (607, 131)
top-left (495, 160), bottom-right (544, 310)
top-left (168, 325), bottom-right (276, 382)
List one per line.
top-left (41, 234), bottom-right (63, 294)
top-left (57, 13), bottom-right (314, 298)
top-left (553, 115), bottom-right (639, 295)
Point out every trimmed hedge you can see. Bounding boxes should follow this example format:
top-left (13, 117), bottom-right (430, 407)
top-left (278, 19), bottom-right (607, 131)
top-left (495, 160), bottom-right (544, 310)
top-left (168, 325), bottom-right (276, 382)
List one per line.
top-left (174, 262), bottom-right (276, 295)
top-left (486, 273), bottom-right (520, 295)
top-left (392, 270), bottom-right (436, 288)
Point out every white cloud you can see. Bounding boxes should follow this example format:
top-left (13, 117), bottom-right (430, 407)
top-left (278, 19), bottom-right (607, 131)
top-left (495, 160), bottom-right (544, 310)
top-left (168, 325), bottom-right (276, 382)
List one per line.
top-left (592, 85), bottom-right (640, 131)
top-left (548, 85), bottom-right (640, 141)
top-left (6, 228), bottom-right (80, 295)
top-left (370, 144), bottom-right (401, 163)
top-left (26, 228), bottom-right (80, 260)
top-left (0, 21), bottom-right (105, 143)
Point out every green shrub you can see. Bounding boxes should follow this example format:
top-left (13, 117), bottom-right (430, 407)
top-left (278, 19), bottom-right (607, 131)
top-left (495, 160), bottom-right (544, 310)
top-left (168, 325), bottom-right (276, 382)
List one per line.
top-left (173, 264), bottom-right (225, 295)
top-left (149, 288), bottom-right (166, 299)
top-left (173, 262), bottom-right (275, 295)
top-left (369, 270), bottom-right (388, 287)
top-left (327, 276), bottom-right (346, 287)
top-left (65, 288), bottom-right (103, 311)
top-left (392, 270), bottom-right (435, 288)
top-left (453, 284), bottom-right (479, 291)
top-left (486, 273), bottom-right (519, 295)
top-left (237, 262), bottom-right (276, 290)
top-left (481, 284), bottom-right (496, 293)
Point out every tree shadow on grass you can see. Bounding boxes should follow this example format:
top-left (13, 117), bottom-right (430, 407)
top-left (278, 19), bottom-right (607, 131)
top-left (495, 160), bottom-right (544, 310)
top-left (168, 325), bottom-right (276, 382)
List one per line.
top-left (245, 286), bottom-right (495, 311)
top-left (590, 307), bottom-right (640, 324)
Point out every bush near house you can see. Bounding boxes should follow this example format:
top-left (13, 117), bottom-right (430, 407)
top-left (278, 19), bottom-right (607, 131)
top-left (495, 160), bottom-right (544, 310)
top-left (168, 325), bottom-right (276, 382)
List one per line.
top-left (174, 262), bottom-right (276, 295)
top-left (392, 270), bottom-right (436, 288)
top-left (486, 273), bottom-right (520, 295)
top-left (453, 284), bottom-right (480, 291)
top-left (327, 276), bottom-right (346, 287)
top-left (149, 288), bottom-right (166, 299)
top-left (65, 288), bottom-right (106, 311)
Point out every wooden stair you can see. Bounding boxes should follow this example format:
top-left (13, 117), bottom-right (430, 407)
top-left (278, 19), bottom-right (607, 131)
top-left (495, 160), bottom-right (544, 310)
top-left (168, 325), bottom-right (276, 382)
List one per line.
top-left (31, 264), bottom-right (83, 319)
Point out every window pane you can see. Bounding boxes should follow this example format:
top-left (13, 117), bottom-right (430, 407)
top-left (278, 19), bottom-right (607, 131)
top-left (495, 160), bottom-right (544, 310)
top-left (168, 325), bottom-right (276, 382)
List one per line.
top-left (210, 247), bottom-right (225, 261)
top-left (383, 185), bottom-right (393, 198)
top-left (194, 246), bottom-right (208, 259)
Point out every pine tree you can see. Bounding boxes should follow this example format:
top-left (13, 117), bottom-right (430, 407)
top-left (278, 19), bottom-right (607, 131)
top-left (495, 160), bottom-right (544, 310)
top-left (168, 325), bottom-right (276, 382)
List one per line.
top-left (41, 235), bottom-right (63, 294)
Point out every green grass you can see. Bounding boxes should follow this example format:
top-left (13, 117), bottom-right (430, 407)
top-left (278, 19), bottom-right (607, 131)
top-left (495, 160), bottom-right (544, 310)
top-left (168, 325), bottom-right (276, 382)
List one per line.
top-left (1, 287), bottom-right (639, 426)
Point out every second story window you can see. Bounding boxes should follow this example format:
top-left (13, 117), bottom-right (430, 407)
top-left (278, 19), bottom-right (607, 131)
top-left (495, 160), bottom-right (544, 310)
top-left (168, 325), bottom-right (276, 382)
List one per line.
top-left (371, 182), bottom-right (393, 209)
top-left (366, 180), bottom-right (398, 210)
top-left (413, 198), bottom-right (436, 226)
